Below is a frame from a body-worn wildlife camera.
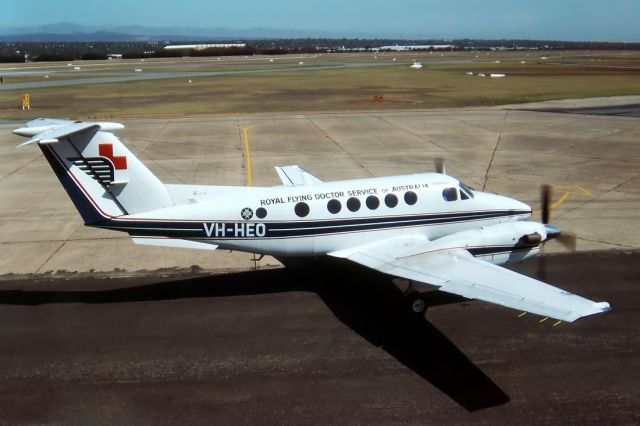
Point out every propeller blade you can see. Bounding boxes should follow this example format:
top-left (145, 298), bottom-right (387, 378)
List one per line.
top-left (435, 158), bottom-right (446, 174)
top-left (555, 231), bottom-right (577, 251)
top-left (541, 184), bottom-right (551, 224)
top-left (537, 253), bottom-right (547, 281)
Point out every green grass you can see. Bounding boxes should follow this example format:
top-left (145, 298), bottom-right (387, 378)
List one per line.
top-left (2, 52), bottom-right (640, 120)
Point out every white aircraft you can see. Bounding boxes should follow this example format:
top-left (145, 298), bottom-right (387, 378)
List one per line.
top-left (13, 118), bottom-right (611, 323)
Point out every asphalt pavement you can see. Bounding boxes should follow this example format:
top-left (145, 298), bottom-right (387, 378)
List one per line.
top-left (0, 251), bottom-right (637, 424)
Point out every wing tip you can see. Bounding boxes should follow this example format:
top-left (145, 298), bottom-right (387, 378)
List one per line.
top-left (593, 301), bottom-right (612, 313)
top-left (570, 301), bottom-right (611, 322)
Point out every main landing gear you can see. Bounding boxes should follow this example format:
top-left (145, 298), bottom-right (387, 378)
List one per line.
top-left (395, 278), bottom-right (428, 318)
top-left (403, 289), bottom-right (427, 317)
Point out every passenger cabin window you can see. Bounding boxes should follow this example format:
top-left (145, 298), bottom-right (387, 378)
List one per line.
top-left (366, 195), bottom-right (380, 210)
top-left (404, 191), bottom-right (418, 205)
top-left (442, 187), bottom-right (458, 201)
top-left (256, 207), bottom-right (267, 219)
top-left (347, 197), bottom-right (361, 212)
top-left (327, 199), bottom-right (341, 214)
top-left (295, 202), bottom-right (310, 217)
top-left (385, 193), bottom-right (398, 208)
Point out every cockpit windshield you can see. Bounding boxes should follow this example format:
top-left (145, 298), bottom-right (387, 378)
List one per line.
top-left (459, 182), bottom-right (475, 198)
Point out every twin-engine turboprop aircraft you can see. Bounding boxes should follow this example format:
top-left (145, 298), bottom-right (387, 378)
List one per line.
top-left (13, 118), bottom-right (610, 323)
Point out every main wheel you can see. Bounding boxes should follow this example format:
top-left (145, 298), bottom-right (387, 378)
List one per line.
top-left (403, 292), bottom-right (427, 316)
top-left (411, 297), bottom-right (426, 314)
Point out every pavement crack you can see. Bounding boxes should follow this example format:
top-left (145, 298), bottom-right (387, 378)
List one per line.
top-left (482, 111), bottom-right (508, 191)
top-left (35, 241), bottom-right (66, 274)
top-left (307, 118), bottom-right (374, 177)
top-left (0, 155), bottom-right (41, 183)
top-left (556, 173), bottom-right (639, 220)
top-left (124, 120), bottom-right (186, 184)
top-left (375, 115), bottom-right (449, 151)
top-left (483, 134), bottom-right (501, 191)
top-left (577, 237), bottom-right (637, 249)
top-left (549, 123), bottom-right (639, 155)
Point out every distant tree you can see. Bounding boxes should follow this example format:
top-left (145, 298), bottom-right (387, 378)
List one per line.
top-left (33, 51), bottom-right (76, 61)
top-left (81, 50), bottom-right (108, 60)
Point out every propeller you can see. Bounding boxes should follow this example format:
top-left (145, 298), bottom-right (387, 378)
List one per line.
top-left (537, 184), bottom-right (577, 279)
top-left (540, 184), bottom-right (577, 250)
top-left (435, 158), bottom-right (446, 174)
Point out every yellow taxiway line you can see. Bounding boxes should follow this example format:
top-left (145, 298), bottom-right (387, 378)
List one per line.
top-left (549, 191), bottom-right (571, 210)
top-left (532, 184), bottom-right (594, 216)
top-left (242, 127), bottom-right (253, 186)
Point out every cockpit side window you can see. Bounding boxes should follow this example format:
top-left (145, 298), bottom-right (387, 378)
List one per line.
top-left (460, 190), bottom-right (470, 200)
top-left (442, 187), bottom-right (458, 201)
top-left (459, 182), bottom-right (475, 198)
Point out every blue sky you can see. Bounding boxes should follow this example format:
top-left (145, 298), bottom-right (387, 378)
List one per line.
top-left (4, 0), bottom-right (639, 41)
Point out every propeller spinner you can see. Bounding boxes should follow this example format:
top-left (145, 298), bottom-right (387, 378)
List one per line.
top-left (541, 184), bottom-right (577, 251)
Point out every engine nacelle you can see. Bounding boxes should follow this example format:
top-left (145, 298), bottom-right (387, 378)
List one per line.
top-left (410, 222), bottom-right (547, 266)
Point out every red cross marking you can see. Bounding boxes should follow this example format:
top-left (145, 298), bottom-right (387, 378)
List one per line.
top-left (98, 144), bottom-right (127, 170)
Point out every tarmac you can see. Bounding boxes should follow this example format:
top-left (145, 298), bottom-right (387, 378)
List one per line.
top-left (1, 102), bottom-right (639, 277)
top-left (0, 252), bottom-right (637, 424)
top-left (0, 100), bottom-right (639, 423)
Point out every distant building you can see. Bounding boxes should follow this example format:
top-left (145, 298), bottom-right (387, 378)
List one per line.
top-left (164, 43), bottom-right (247, 51)
top-left (376, 44), bottom-right (454, 51)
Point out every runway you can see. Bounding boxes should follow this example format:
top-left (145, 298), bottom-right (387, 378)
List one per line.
top-left (0, 62), bottom-right (395, 91)
top-left (0, 251), bottom-right (637, 424)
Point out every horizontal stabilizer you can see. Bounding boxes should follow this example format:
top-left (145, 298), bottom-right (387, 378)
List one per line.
top-left (14, 118), bottom-right (124, 140)
top-left (16, 122), bottom-right (101, 146)
top-left (275, 165), bottom-right (323, 186)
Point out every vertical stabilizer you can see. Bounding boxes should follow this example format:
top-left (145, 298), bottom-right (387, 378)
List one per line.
top-left (15, 120), bottom-right (174, 224)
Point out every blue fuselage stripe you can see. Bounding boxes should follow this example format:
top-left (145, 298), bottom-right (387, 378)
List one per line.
top-left (97, 209), bottom-right (529, 239)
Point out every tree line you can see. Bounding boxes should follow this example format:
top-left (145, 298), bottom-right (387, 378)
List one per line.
top-left (2, 39), bottom-right (639, 63)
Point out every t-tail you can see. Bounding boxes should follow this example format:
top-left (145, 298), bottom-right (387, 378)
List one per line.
top-left (13, 118), bottom-right (174, 225)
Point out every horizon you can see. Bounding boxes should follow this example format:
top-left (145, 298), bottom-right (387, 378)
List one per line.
top-left (3, 0), bottom-right (640, 43)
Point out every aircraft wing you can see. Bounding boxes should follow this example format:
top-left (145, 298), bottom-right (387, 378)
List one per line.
top-left (275, 165), bottom-right (323, 186)
top-left (329, 238), bottom-right (610, 322)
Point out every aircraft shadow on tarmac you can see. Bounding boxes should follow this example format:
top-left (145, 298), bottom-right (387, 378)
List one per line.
top-left (0, 260), bottom-right (509, 411)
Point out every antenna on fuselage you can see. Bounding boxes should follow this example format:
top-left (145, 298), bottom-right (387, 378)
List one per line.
top-left (435, 158), bottom-right (446, 175)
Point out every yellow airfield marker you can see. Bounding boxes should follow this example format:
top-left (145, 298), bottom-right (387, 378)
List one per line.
top-left (242, 127), bottom-right (253, 186)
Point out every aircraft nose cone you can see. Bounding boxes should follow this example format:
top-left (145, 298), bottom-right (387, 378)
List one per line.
top-left (509, 198), bottom-right (532, 215)
top-left (519, 200), bottom-right (533, 214)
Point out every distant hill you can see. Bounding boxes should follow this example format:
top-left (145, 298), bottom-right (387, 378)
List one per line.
top-left (0, 23), bottom-right (352, 41)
